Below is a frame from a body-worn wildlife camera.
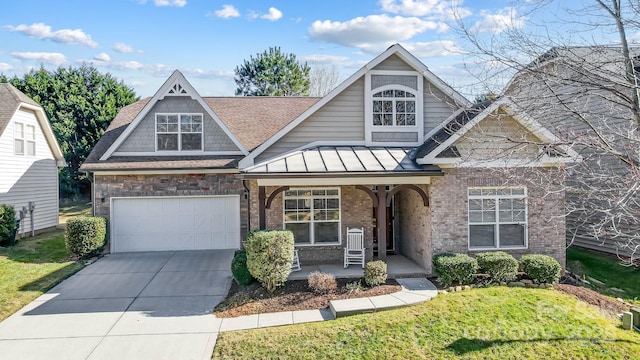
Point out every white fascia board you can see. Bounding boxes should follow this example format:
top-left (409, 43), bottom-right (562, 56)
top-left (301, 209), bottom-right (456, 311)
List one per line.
top-left (100, 70), bottom-right (248, 161)
top-left (418, 157), bottom-right (569, 168)
top-left (417, 99), bottom-right (504, 163)
top-left (257, 175), bottom-right (432, 186)
top-left (112, 150), bottom-right (245, 156)
top-left (19, 103), bottom-right (65, 164)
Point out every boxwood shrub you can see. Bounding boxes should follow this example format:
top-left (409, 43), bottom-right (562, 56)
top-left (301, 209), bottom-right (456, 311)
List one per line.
top-left (520, 254), bottom-right (562, 284)
top-left (433, 253), bottom-right (478, 287)
top-left (0, 204), bottom-right (16, 245)
top-left (475, 251), bottom-right (519, 283)
top-left (231, 249), bottom-right (254, 286)
top-left (65, 216), bottom-right (107, 257)
top-left (364, 260), bottom-right (388, 287)
top-left (245, 229), bottom-right (294, 292)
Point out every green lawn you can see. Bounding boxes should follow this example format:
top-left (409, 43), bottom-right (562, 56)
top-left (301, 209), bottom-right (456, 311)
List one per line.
top-left (0, 229), bottom-right (84, 321)
top-left (567, 246), bottom-right (640, 301)
top-left (213, 287), bottom-right (639, 359)
top-left (59, 200), bottom-right (92, 224)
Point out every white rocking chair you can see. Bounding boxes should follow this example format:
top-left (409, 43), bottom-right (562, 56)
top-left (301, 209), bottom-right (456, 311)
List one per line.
top-left (291, 249), bottom-right (302, 272)
top-left (344, 227), bottom-right (365, 268)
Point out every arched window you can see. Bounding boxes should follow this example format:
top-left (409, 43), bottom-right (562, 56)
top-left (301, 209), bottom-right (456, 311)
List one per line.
top-left (372, 88), bottom-right (416, 126)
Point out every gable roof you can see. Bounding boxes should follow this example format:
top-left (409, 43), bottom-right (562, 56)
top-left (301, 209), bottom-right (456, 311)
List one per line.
top-left (0, 83), bottom-right (65, 165)
top-left (238, 43), bottom-right (472, 168)
top-left (415, 97), bottom-right (580, 165)
top-left (81, 95), bottom-right (319, 171)
top-left (99, 70), bottom-right (249, 161)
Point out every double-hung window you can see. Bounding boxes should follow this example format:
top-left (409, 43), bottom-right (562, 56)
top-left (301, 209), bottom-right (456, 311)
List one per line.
top-left (468, 188), bottom-right (527, 249)
top-left (372, 88), bottom-right (416, 126)
top-left (156, 113), bottom-right (203, 151)
top-left (283, 188), bottom-right (340, 245)
top-left (14, 122), bottom-right (36, 156)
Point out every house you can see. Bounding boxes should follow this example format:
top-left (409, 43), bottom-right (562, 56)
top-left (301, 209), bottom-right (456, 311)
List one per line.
top-left (0, 83), bottom-right (65, 235)
top-left (505, 45), bottom-right (640, 259)
top-left (81, 44), bottom-right (575, 272)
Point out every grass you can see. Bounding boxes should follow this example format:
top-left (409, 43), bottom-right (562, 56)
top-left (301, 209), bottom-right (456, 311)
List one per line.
top-left (567, 246), bottom-right (640, 301)
top-left (59, 200), bottom-right (92, 224)
top-left (0, 229), bottom-right (83, 321)
top-left (213, 287), bottom-right (639, 359)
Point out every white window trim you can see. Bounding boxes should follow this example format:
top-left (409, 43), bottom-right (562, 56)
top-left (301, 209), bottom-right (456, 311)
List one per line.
top-left (467, 187), bottom-right (528, 250)
top-left (283, 187), bottom-right (341, 246)
top-left (155, 113), bottom-right (204, 152)
top-left (14, 122), bottom-right (36, 156)
top-left (364, 70), bottom-right (424, 146)
top-left (371, 84), bottom-right (419, 128)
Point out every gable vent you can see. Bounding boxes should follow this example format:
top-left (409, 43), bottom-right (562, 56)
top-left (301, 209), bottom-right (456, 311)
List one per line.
top-left (167, 83), bottom-right (188, 95)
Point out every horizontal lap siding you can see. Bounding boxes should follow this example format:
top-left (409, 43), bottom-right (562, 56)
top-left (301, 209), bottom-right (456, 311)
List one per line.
top-left (0, 109), bottom-right (59, 231)
top-left (424, 80), bottom-right (457, 134)
top-left (372, 55), bottom-right (415, 71)
top-left (453, 113), bottom-right (541, 160)
top-left (257, 78), bottom-right (365, 162)
top-left (116, 96), bottom-right (240, 153)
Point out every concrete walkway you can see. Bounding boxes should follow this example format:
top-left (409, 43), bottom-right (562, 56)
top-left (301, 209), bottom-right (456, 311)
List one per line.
top-left (0, 250), bottom-right (234, 360)
top-left (216, 278), bottom-right (437, 332)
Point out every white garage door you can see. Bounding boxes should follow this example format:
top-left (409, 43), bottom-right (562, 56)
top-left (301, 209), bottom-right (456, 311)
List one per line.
top-left (111, 196), bottom-right (240, 252)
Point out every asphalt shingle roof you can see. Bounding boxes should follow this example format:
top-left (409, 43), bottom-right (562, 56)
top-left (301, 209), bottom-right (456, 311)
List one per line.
top-left (0, 83), bottom-right (41, 136)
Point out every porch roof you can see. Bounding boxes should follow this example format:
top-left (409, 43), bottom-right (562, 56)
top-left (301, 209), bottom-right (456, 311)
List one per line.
top-left (242, 146), bottom-right (442, 177)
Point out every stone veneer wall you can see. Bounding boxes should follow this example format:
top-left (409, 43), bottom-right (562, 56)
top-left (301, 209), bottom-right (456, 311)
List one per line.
top-left (94, 173), bottom-right (248, 248)
top-left (252, 184), bottom-right (375, 264)
top-left (396, 184), bottom-right (432, 273)
top-left (429, 168), bottom-right (566, 269)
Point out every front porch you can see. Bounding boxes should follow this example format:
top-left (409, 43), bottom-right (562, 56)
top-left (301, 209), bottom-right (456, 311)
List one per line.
top-left (288, 254), bottom-right (428, 280)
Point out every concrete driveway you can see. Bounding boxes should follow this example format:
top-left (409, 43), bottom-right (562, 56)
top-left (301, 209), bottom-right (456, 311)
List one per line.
top-left (0, 250), bottom-right (234, 360)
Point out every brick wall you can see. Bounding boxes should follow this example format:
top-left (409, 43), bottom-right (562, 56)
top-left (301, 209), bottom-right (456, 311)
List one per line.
top-left (94, 173), bottom-right (249, 243)
top-left (253, 185), bottom-right (375, 264)
top-left (430, 168), bottom-right (566, 269)
top-left (397, 184), bottom-right (432, 273)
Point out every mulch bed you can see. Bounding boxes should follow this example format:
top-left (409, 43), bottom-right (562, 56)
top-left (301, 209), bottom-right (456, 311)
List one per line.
top-left (554, 283), bottom-right (632, 314)
top-left (214, 278), bottom-right (401, 318)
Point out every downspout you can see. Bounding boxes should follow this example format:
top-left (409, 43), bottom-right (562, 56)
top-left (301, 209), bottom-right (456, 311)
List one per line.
top-left (87, 171), bottom-right (95, 216)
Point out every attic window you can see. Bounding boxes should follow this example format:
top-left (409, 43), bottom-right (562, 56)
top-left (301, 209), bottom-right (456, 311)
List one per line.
top-left (372, 88), bottom-right (417, 126)
top-left (156, 113), bottom-right (203, 151)
top-left (14, 122), bottom-right (36, 156)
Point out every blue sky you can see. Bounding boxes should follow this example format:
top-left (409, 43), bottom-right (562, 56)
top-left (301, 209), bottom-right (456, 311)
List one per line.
top-left (0, 1), bottom-right (633, 98)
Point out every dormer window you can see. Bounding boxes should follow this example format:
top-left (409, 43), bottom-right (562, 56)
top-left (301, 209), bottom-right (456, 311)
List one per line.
top-left (156, 113), bottom-right (203, 151)
top-left (372, 88), bottom-right (417, 126)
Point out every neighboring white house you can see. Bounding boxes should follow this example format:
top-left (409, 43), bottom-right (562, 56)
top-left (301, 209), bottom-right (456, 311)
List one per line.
top-left (0, 83), bottom-right (65, 235)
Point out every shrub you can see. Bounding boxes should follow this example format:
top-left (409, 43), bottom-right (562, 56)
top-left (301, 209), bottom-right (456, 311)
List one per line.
top-left (245, 229), bottom-right (294, 292)
top-left (433, 253), bottom-right (478, 287)
top-left (308, 271), bottom-right (337, 294)
top-left (475, 251), bottom-right (519, 283)
top-left (0, 204), bottom-right (16, 245)
top-left (520, 254), bottom-right (562, 284)
top-left (231, 249), bottom-right (253, 286)
top-left (65, 216), bottom-right (107, 257)
top-left (365, 260), bottom-right (388, 287)
top-left (345, 280), bottom-right (363, 295)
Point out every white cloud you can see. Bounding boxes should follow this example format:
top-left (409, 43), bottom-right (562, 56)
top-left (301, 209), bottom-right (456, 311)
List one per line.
top-left (213, 4), bottom-right (240, 19)
top-left (0, 63), bottom-right (13, 72)
top-left (12, 52), bottom-right (67, 66)
top-left (5, 23), bottom-right (98, 48)
top-left (471, 7), bottom-right (525, 34)
top-left (629, 32), bottom-right (640, 43)
top-left (113, 43), bottom-right (141, 53)
top-left (399, 40), bottom-right (465, 57)
top-left (154, 0), bottom-right (186, 7)
top-left (380, 0), bottom-right (472, 20)
top-left (94, 52), bottom-right (111, 62)
top-left (309, 15), bottom-right (439, 53)
top-left (261, 7), bottom-right (283, 21)
top-left (300, 54), bottom-right (351, 65)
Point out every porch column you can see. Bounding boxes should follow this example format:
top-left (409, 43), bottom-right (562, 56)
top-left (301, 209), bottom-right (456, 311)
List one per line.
top-left (258, 186), bottom-right (266, 230)
top-left (376, 185), bottom-right (387, 261)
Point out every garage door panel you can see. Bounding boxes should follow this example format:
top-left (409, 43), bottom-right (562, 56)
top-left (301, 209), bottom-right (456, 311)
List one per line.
top-left (111, 196), bottom-right (240, 252)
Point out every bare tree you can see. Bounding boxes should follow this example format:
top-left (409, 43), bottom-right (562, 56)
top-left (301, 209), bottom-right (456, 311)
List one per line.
top-left (308, 62), bottom-right (342, 97)
top-left (452, 0), bottom-right (640, 266)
